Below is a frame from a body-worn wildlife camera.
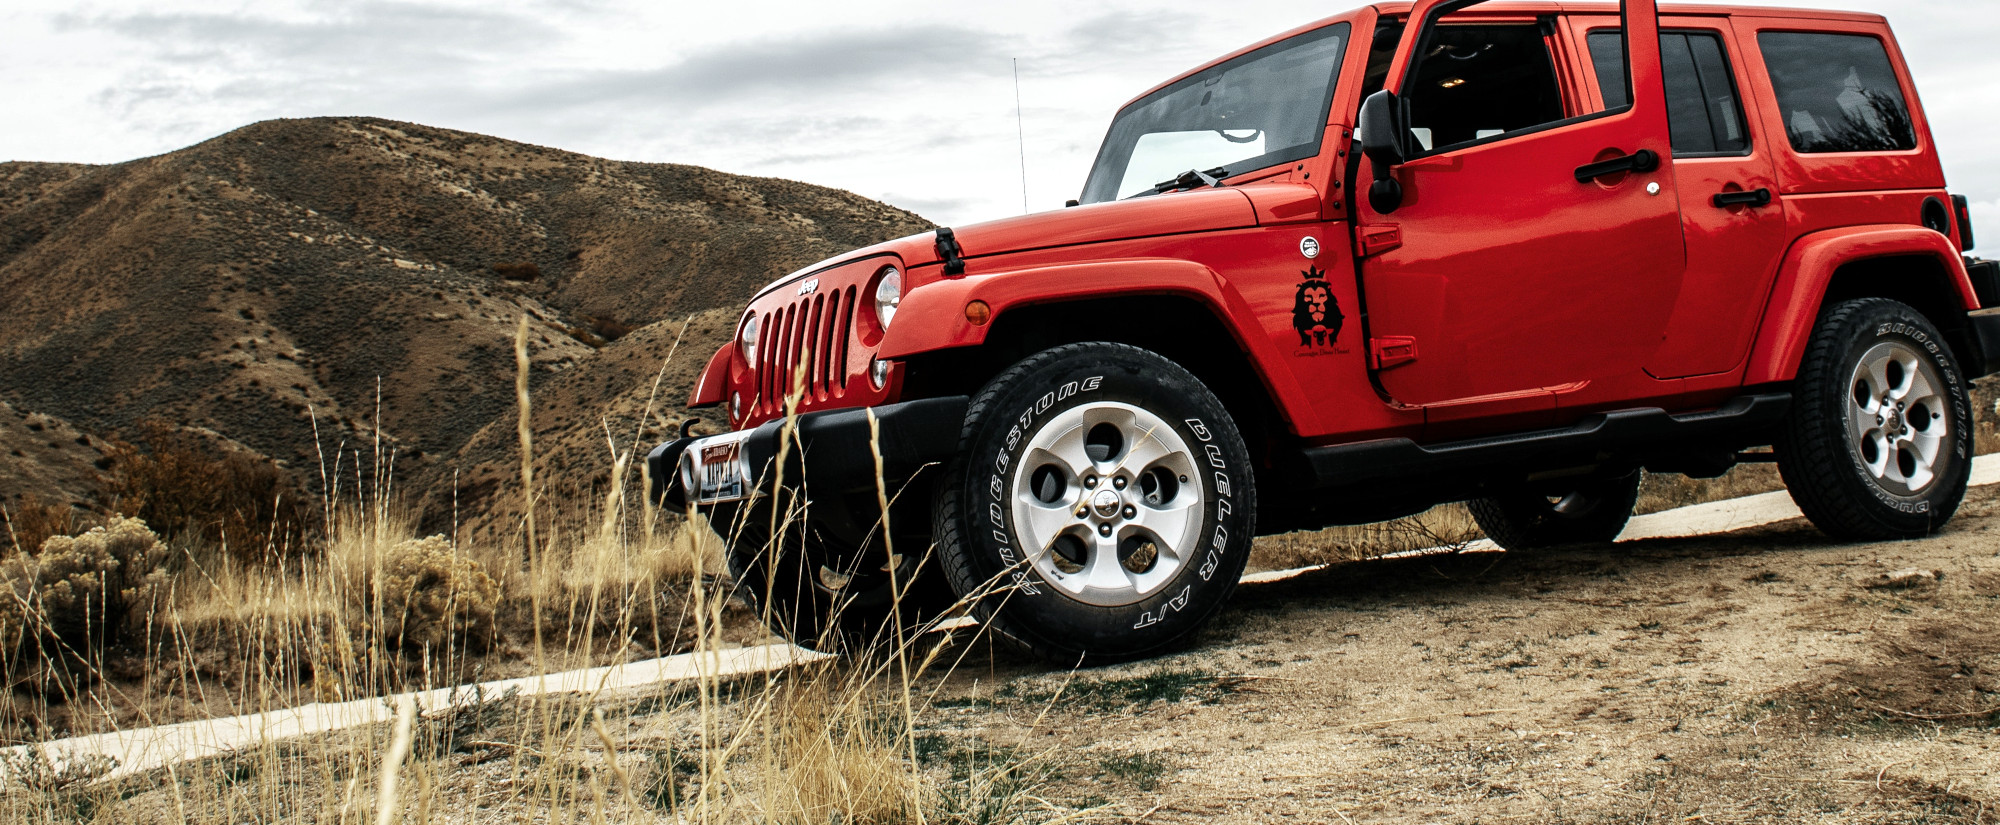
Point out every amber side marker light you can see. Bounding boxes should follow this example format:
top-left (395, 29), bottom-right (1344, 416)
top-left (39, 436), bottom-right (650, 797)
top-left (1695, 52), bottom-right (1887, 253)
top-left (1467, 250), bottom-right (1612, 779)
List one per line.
top-left (965, 300), bottom-right (992, 326)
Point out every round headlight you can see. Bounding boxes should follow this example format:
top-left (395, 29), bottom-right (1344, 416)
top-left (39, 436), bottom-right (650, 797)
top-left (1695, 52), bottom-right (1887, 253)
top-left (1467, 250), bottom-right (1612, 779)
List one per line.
top-left (738, 313), bottom-right (760, 362)
top-left (874, 267), bottom-right (902, 328)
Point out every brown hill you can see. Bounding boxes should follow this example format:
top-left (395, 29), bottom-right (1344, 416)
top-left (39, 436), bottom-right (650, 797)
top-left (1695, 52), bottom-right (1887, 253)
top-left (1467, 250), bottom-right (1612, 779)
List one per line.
top-left (0, 117), bottom-right (932, 532)
top-left (435, 307), bottom-right (738, 542)
top-left (0, 401), bottom-right (110, 539)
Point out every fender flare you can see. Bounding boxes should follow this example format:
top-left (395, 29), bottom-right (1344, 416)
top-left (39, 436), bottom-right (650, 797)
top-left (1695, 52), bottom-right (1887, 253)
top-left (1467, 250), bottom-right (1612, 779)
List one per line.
top-left (877, 258), bottom-right (1313, 432)
top-left (1743, 225), bottom-right (1976, 385)
top-left (687, 341), bottom-right (732, 408)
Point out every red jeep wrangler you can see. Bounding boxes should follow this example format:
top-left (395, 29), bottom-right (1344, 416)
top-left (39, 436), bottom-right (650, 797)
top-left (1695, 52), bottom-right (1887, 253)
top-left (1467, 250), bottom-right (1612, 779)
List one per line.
top-left (651, 0), bottom-right (2000, 664)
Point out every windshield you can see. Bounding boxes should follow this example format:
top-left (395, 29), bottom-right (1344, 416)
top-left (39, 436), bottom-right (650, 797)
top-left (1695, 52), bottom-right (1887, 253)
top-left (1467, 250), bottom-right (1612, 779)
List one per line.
top-left (1080, 23), bottom-right (1350, 203)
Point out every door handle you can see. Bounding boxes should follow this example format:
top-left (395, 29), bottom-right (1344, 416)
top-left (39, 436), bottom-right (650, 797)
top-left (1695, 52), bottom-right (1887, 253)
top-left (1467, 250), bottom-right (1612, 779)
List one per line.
top-left (1574, 149), bottom-right (1659, 183)
top-left (1711, 188), bottom-right (1773, 208)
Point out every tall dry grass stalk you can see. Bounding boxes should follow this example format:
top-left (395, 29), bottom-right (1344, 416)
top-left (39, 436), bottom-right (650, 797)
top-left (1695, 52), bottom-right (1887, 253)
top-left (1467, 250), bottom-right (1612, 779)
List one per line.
top-left (516, 314), bottom-right (546, 683)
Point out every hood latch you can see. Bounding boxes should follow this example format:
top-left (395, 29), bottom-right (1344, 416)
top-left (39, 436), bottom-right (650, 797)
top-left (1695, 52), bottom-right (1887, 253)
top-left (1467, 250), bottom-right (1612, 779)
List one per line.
top-left (935, 227), bottom-right (966, 276)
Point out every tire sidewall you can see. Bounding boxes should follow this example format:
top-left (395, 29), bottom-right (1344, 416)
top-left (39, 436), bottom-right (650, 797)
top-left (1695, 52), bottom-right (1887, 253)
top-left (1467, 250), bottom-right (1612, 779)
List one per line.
top-left (1820, 302), bottom-right (1973, 520)
top-left (951, 345), bottom-right (1253, 659)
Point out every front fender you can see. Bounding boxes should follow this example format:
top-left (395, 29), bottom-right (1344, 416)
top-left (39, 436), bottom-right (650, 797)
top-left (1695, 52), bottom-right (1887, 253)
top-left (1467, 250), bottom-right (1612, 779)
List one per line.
top-left (687, 342), bottom-right (731, 408)
top-left (1744, 226), bottom-right (1976, 385)
top-left (878, 258), bottom-right (1237, 359)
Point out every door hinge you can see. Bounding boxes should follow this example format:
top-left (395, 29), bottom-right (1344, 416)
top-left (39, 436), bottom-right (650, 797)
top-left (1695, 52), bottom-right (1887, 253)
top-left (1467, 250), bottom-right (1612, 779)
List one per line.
top-left (1370, 336), bottom-right (1419, 370)
top-left (1357, 224), bottom-right (1402, 257)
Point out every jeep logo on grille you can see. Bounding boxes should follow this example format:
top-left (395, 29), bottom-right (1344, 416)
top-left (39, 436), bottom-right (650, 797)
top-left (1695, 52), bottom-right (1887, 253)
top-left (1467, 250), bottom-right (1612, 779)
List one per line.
top-left (796, 278), bottom-right (819, 296)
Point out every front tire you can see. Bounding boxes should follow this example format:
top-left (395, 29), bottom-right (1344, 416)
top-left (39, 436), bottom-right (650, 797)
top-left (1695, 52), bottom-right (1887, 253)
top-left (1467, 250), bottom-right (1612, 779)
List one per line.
top-left (1777, 297), bottom-right (1973, 540)
top-left (934, 343), bottom-right (1256, 665)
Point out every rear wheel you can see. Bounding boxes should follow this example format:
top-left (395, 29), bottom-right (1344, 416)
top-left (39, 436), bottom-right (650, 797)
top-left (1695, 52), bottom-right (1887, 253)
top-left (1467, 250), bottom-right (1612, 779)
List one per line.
top-left (1468, 472), bottom-right (1642, 551)
top-left (1777, 298), bottom-right (1973, 540)
top-left (934, 343), bottom-right (1256, 664)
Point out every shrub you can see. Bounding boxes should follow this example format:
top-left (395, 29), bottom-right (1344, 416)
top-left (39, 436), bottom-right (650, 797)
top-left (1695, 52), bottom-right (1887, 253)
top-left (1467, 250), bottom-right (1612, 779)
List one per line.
top-left (581, 313), bottom-right (634, 342)
top-left (1, 495), bottom-right (82, 556)
top-left (375, 535), bottom-right (498, 652)
top-left (492, 261), bottom-right (541, 281)
top-left (97, 420), bottom-right (303, 556)
top-left (0, 517), bottom-right (168, 662)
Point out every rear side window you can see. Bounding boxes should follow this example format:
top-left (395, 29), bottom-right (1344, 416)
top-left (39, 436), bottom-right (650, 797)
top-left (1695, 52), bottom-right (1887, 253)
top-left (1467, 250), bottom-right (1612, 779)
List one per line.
top-left (1589, 31), bottom-right (1748, 156)
top-left (1757, 31), bottom-right (1915, 153)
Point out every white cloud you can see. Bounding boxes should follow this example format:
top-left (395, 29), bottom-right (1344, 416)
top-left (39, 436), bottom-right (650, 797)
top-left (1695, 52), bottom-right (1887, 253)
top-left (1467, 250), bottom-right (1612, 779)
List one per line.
top-left (3, 0), bottom-right (1997, 229)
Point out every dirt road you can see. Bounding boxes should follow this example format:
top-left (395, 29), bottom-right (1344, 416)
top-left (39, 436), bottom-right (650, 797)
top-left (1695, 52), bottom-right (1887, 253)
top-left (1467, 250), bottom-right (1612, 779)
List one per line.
top-left (918, 486), bottom-right (2000, 823)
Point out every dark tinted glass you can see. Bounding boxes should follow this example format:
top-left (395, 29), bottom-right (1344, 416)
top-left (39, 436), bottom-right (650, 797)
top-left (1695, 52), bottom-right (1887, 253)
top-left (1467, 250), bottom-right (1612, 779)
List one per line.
top-left (1589, 33), bottom-right (1630, 110)
top-left (1589, 31), bottom-right (1748, 156)
top-left (1686, 35), bottom-right (1747, 153)
top-left (1660, 35), bottom-right (1713, 152)
top-left (1757, 31), bottom-right (1915, 153)
top-left (1401, 24), bottom-right (1565, 152)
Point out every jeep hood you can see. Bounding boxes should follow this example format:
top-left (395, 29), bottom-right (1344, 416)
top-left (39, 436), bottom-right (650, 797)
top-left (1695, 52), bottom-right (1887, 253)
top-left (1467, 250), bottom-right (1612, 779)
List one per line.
top-left (753, 187), bottom-right (1259, 299)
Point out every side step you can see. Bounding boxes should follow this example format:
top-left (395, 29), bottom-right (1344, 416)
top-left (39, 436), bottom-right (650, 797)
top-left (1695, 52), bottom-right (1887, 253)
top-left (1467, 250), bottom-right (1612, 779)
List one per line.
top-left (1302, 393), bottom-right (1792, 489)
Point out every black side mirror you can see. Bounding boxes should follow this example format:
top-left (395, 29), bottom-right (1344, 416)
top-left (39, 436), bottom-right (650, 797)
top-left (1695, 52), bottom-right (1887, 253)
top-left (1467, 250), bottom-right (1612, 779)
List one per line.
top-left (1357, 89), bottom-right (1406, 213)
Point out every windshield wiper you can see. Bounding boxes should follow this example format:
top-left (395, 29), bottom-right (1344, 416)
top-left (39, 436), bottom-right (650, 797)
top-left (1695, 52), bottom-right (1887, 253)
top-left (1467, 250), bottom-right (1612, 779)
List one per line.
top-left (1136, 166), bottom-right (1229, 198)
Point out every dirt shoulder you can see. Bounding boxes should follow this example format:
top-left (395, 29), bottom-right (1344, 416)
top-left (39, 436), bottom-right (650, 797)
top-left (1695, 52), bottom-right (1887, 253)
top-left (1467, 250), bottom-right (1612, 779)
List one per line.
top-left (915, 485), bottom-right (2000, 823)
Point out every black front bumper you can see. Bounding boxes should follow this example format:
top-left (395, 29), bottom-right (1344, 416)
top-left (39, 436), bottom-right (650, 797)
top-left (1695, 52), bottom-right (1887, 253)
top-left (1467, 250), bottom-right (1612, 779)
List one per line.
top-left (646, 396), bottom-right (970, 511)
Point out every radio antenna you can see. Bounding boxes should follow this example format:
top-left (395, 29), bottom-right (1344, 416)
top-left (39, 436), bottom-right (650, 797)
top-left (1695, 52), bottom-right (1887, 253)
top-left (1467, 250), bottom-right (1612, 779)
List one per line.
top-left (1014, 57), bottom-right (1029, 214)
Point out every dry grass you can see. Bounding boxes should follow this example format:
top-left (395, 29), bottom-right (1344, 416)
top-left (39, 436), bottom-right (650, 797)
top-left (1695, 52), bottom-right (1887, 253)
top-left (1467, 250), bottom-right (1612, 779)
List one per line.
top-left (0, 316), bottom-right (1072, 825)
top-left (0, 356), bottom-right (1990, 823)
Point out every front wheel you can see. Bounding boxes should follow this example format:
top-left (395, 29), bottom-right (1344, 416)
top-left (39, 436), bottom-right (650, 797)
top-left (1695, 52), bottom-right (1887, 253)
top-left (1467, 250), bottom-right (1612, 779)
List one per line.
top-left (1777, 297), bottom-right (1974, 540)
top-left (934, 343), bottom-right (1256, 665)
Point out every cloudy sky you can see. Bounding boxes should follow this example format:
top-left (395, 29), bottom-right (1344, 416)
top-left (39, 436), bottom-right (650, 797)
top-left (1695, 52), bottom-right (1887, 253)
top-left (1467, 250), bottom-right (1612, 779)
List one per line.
top-left (3, 0), bottom-right (1997, 242)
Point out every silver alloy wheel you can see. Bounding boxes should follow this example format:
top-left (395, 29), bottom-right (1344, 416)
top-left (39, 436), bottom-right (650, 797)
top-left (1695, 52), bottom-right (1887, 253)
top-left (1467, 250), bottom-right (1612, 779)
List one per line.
top-left (1845, 340), bottom-right (1952, 497)
top-left (1011, 402), bottom-right (1204, 607)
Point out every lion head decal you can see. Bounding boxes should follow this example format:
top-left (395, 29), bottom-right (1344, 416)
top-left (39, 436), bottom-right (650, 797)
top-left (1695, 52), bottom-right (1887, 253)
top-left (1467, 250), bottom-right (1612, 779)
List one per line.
top-left (1292, 267), bottom-right (1343, 348)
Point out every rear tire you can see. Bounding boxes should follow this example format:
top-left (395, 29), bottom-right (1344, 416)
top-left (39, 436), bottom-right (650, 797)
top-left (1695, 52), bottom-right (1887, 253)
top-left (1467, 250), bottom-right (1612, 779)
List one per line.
top-left (933, 343), bottom-right (1256, 665)
top-left (1468, 472), bottom-right (1641, 551)
top-left (1776, 297), bottom-right (1973, 540)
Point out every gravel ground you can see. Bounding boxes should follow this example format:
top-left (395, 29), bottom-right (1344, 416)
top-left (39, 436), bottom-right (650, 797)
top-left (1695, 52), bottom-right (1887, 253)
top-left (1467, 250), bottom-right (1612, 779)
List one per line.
top-left (917, 484), bottom-right (2000, 823)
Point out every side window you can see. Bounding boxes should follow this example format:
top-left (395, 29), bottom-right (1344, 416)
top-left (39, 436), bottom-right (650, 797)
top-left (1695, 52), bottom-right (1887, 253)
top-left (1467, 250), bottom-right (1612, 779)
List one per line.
top-left (1757, 31), bottom-right (1915, 153)
top-left (1401, 24), bottom-right (1567, 153)
top-left (1589, 30), bottom-right (1749, 156)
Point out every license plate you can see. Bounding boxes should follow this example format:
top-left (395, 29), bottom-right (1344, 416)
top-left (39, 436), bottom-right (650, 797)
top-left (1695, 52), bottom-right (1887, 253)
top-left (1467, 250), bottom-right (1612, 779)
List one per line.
top-left (680, 431), bottom-right (753, 505)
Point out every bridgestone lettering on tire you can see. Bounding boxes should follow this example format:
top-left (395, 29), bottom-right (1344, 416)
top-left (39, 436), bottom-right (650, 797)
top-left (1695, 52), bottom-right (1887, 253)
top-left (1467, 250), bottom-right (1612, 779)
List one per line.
top-left (1777, 298), bottom-right (1973, 540)
top-left (934, 343), bottom-right (1256, 664)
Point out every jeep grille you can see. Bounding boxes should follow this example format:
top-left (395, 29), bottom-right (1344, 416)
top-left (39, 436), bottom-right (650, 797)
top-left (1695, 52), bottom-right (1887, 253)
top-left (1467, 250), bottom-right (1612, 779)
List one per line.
top-left (754, 285), bottom-right (856, 415)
